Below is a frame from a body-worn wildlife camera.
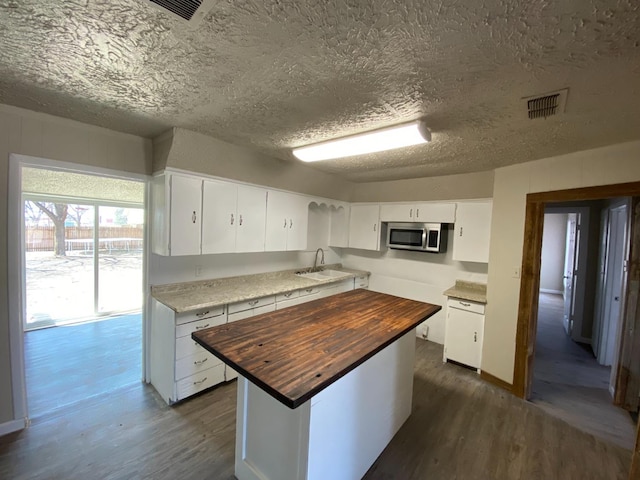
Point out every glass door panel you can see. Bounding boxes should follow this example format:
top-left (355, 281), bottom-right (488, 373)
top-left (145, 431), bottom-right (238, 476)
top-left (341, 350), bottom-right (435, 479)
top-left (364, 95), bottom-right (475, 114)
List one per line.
top-left (24, 201), bottom-right (95, 330)
top-left (97, 206), bottom-right (144, 314)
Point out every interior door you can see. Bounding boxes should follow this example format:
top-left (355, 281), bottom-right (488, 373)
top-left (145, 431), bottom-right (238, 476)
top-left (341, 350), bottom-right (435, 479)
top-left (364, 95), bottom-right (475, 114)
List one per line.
top-left (563, 214), bottom-right (578, 335)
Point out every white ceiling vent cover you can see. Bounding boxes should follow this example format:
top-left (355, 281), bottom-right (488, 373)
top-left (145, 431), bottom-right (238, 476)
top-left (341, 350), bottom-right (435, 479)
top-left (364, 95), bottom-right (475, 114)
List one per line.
top-left (523, 88), bottom-right (569, 120)
top-left (146, 0), bottom-right (218, 24)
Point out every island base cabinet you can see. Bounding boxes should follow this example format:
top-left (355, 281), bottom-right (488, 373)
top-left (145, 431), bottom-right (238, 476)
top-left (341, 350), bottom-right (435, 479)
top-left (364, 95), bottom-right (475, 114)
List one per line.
top-left (443, 299), bottom-right (485, 370)
top-left (234, 330), bottom-right (415, 480)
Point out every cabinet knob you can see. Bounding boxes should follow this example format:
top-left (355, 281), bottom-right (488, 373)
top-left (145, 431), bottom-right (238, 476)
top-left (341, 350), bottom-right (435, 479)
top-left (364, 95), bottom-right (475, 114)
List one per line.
top-left (459, 226), bottom-right (463, 237)
top-left (289, 219), bottom-right (293, 228)
top-left (239, 214), bottom-right (243, 226)
top-left (192, 211), bottom-right (197, 223)
top-left (474, 332), bottom-right (477, 342)
top-left (373, 224), bottom-right (377, 232)
top-left (230, 213), bottom-right (234, 225)
top-left (284, 218), bottom-right (287, 228)
top-left (416, 208), bottom-right (420, 218)
top-left (410, 208), bottom-right (413, 218)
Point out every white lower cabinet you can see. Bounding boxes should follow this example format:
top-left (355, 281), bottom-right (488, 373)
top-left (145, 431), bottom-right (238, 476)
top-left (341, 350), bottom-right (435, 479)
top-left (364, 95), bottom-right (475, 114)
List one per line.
top-left (150, 299), bottom-right (226, 404)
top-left (443, 298), bottom-right (485, 371)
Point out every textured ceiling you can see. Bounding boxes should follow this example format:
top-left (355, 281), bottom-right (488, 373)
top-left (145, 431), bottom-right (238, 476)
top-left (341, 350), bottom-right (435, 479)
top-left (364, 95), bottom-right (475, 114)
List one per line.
top-left (0, 0), bottom-right (639, 182)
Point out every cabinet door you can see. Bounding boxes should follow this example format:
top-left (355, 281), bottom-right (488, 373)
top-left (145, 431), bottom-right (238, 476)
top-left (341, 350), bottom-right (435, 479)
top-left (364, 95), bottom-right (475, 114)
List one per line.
top-left (414, 202), bottom-right (456, 223)
top-left (202, 180), bottom-right (238, 254)
top-left (452, 201), bottom-right (492, 263)
top-left (265, 190), bottom-right (289, 252)
top-left (287, 194), bottom-right (309, 251)
top-left (169, 174), bottom-right (202, 256)
top-left (379, 204), bottom-right (413, 222)
top-left (236, 185), bottom-right (267, 252)
top-left (444, 308), bottom-right (484, 368)
top-left (348, 205), bottom-right (381, 250)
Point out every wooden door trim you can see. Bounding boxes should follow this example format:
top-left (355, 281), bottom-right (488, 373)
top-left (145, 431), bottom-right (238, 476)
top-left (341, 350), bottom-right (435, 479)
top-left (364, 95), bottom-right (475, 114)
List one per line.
top-left (513, 181), bottom-right (640, 398)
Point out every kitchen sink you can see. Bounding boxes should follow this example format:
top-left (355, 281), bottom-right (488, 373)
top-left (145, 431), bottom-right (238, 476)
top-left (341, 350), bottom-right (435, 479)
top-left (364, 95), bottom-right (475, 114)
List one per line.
top-left (297, 269), bottom-right (353, 281)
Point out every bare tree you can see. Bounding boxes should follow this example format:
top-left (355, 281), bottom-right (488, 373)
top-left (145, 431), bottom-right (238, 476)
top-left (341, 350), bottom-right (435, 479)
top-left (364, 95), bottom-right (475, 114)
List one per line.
top-left (24, 201), bottom-right (46, 226)
top-left (34, 202), bottom-right (68, 256)
top-left (67, 205), bottom-right (90, 226)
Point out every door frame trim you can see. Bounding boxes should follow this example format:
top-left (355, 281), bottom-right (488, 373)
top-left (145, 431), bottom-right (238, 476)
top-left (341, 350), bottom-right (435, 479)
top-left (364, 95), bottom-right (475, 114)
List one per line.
top-left (513, 181), bottom-right (640, 398)
top-left (8, 153), bottom-right (149, 425)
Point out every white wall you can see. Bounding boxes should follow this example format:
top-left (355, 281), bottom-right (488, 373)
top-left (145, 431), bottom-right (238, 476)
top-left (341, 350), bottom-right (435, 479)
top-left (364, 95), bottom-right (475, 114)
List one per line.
top-left (0, 104), bottom-right (152, 426)
top-left (149, 249), bottom-right (342, 286)
top-left (341, 230), bottom-right (488, 345)
top-left (484, 140), bottom-right (640, 384)
top-left (540, 213), bottom-right (568, 294)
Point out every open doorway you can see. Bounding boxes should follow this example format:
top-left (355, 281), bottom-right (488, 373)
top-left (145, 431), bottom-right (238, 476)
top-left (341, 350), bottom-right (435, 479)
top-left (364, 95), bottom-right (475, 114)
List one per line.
top-left (20, 164), bottom-right (146, 418)
top-left (530, 204), bottom-right (635, 449)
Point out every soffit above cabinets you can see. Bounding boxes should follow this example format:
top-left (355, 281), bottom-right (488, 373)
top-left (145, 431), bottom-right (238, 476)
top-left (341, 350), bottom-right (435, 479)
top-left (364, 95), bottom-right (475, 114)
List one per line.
top-left (0, 1), bottom-right (639, 182)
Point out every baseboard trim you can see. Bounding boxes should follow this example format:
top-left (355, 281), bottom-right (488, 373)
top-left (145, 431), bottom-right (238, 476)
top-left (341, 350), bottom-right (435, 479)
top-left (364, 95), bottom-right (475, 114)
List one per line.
top-left (539, 288), bottom-right (563, 295)
top-left (480, 371), bottom-right (513, 393)
top-left (0, 418), bottom-right (26, 436)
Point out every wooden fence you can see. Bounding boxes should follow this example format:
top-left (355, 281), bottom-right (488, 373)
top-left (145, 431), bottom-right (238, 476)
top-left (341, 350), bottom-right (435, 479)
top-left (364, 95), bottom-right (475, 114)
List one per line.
top-left (25, 226), bottom-right (144, 253)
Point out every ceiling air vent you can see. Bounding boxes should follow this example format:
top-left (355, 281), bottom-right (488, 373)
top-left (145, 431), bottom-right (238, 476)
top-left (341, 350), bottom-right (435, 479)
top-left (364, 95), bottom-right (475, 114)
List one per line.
top-left (146, 0), bottom-right (218, 24)
top-left (523, 88), bottom-right (569, 120)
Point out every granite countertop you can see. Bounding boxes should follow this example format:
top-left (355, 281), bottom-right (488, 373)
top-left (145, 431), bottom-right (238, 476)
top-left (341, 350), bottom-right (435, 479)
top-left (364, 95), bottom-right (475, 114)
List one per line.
top-left (151, 264), bottom-right (370, 313)
top-left (443, 280), bottom-right (487, 304)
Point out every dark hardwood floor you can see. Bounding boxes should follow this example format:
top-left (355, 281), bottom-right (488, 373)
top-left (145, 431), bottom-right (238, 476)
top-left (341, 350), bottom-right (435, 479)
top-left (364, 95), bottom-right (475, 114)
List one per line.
top-left (1, 338), bottom-right (632, 479)
top-left (25, 313), bottom-right (142, 418)
top-left (531, 293), bottom-right (636, 450)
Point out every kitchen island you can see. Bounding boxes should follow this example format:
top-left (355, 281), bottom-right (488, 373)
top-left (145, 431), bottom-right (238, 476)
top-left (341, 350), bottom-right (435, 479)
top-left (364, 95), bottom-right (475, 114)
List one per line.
top-left (193, 289), bottom-right (440, 480)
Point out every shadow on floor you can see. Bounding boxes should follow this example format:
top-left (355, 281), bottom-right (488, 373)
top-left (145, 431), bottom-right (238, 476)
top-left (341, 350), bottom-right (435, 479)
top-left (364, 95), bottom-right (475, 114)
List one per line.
top-left (530, 293), bottom-right (635, 450)
top-left (25, 313), bottom-right (142, 419)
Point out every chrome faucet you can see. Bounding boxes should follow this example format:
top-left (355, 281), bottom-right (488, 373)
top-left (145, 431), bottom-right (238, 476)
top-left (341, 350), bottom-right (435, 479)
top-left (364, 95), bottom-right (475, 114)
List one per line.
top-left (313, 248), bottom-right (325, 271)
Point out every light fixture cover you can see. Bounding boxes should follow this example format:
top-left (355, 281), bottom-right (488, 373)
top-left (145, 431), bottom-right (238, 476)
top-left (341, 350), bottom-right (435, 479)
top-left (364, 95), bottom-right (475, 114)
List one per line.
top-left (292, 120), bottom-right (431, 162)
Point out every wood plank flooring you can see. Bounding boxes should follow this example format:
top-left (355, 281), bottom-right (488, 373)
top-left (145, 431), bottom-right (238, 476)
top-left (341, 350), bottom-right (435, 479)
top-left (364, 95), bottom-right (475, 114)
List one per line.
top-left (531, 293), bottom-right (636, 449)
top-left (1, 338), bottom-right (632, 480)
top-left (25, 313), bottom-right (142, 418)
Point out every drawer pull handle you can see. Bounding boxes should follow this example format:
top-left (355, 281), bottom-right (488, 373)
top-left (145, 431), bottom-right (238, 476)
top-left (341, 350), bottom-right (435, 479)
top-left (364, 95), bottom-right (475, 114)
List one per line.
top-left (248, 300), bottom-right (259, 306)
top-left (460, 302), bottom-right (471, 307)
top-left (194, 358), bottom-right (209, 365)
top-left (474, 332), bottom-right (477, 342)
top-left (196, 310), bottom-right (210, 317)
top-left (193, 377), bottom-right (208, 385)
top-left (230, 213), bottom-right (234, 225)
top-left (195, 324), bottom-right (210, 330)
top-left (305, 288), bottom-right (313, 293)
top-left (284, 292), bottom-right (292, 298)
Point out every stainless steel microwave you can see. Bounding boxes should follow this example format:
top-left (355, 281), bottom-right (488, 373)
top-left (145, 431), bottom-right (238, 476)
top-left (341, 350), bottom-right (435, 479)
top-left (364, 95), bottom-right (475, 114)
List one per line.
top-left (386, 222), bottom-right (448, 253)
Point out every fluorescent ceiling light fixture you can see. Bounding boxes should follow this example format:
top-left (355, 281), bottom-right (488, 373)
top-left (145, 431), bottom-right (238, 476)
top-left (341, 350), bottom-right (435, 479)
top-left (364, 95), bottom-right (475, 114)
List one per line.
top-left (292, 120), bottom-right (431, 162)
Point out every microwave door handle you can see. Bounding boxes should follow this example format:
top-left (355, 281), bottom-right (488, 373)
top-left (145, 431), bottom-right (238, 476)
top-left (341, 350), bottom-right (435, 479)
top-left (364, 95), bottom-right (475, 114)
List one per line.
top-left (422, 229), bottom-right (427, 248)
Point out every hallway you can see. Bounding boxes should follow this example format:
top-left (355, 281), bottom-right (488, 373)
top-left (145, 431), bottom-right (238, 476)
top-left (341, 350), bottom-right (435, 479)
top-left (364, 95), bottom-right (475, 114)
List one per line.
top-left (530, 293), bottom-right (636, 450)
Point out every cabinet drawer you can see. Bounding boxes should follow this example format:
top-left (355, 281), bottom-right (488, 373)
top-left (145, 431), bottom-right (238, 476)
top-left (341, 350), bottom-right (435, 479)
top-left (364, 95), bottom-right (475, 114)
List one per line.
top-left (176, 305), bottom-right (225, 326)
top-left (175, 364), bottom-right (225, 401)
top-left (228, 295), bottom-right (275, 314)
top-left (175, 314), bottom-right (226, 339)
top-left (176, 335), bottom-right (206, 359)
top-left (355, 275), bottom-right (369, 289)
top-left (299, 286), bottom-right (321, 297)
top-left (175, 350), bottom-right (222, 380)
top-left (276, 290), bottom-right (299, 302)
top-left (227, 303), bottom-right (276, 323)
top-left (447, 298), bottom-right (485, 314)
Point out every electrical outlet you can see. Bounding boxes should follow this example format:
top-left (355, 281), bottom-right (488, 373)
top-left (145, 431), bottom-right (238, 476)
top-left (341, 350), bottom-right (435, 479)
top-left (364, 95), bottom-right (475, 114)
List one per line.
top-left (195, 265), bottom-right (203, 277)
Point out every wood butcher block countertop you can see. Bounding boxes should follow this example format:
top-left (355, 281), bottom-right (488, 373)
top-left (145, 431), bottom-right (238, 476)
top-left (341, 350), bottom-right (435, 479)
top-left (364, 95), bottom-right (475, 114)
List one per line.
top-left (192, 289), bottom-right (441, 409)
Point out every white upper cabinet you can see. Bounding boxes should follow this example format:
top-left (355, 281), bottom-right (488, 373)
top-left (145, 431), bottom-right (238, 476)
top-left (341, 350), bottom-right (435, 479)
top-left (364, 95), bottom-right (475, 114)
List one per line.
top-left (348, 204), bottom-right (381, 250)
top-left (452, 201), bottom-right (492, 263)
top-left (201, 180), bottom-right (238, 254)
top-left (150, 173), bottom-right (203, 257)
top-left (379, 202), bottom-right (456, 223)
top-left (170, 174), bottom-right (203, 256)
top-left (265, 190), bottom-right (308, 251)
top-left (236, 185), bottom-right (267, 253)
